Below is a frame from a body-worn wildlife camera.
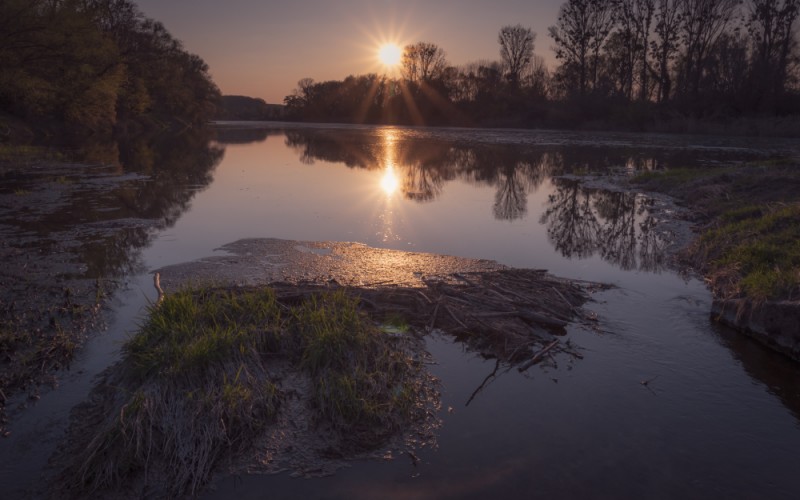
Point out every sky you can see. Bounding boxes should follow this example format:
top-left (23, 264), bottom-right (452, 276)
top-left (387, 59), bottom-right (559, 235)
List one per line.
top-left (133, 0), bottom-right (564, 104)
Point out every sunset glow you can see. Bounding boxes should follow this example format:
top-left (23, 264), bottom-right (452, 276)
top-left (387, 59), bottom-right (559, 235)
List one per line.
top-left (378, 43), bottom-right (402, 67)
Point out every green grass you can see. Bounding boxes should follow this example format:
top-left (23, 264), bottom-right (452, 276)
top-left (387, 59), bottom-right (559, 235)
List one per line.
top-left (64, 286), bottom-right (420, 497)
top-left (630, 166), bottom-right (733, 192)
top-left (126, 287), bottom-right (281, 378)
top-left (698, 204), bottom-right (800, 301)
top-left (288, 291), bottom-right (415, 432)
top-left (630, 162), bottom-right (800, 301)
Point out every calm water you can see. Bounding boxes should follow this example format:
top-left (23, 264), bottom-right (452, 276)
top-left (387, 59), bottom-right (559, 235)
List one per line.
top-left (2, 123), bottom-right (800, 499)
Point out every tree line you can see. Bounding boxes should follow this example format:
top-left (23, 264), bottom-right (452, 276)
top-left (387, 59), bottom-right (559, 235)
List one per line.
top-left (284, 0), bottom-right (800, 129)
top-left (0, 0), bottom-right (220, 140)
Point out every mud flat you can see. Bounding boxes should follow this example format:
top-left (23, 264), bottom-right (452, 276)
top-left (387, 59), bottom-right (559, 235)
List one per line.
top-left (0, 161), bottom-right (161, 434)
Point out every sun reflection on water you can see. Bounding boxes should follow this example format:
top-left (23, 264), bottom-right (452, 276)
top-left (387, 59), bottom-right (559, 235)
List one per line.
top-left (380, 165), bottom-right (399, 196)
top-left (379, 129), bottom-right (401, 198)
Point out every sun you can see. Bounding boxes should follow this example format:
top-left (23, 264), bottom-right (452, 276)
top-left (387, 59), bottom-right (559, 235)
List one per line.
top-left (378, 43), bottom-right (402, 67)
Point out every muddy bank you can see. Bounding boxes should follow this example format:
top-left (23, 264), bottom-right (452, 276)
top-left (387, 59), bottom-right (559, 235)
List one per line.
top-left (712, 299), bottom-right (800, 361)
top-left (155, 238), bottom-right (506, 288)
top-left (0, 161), bottom-right (151, 433)
top-left (49, 239), bottom-right (605, 498)
top-left (0, 132), bottom-right (221, 435)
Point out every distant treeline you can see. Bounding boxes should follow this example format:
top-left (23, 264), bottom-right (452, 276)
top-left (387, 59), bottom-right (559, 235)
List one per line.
top-left (0, 0), bottom-right (220, 140)
top-left (215, 96), bottom-right (286, 121)
top-left (284, 0), bottom-right (800, 131)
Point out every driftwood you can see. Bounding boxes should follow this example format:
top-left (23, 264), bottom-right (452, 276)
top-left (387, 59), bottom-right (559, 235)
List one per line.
top-left (260, 269), bottom-right (606, 368)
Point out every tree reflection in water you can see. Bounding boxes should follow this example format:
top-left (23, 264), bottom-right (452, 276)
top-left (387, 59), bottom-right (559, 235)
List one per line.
top-left (281, 128), bottom-right (557, 217)
top-left (541, 178), bottom-right (668, 272)
top-left (2, 128), bottom-right (224, 282)
top-left (244, 126), bottom-right (684, 272)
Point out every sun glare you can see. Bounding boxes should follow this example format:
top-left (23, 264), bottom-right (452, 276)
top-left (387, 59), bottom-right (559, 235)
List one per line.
top-left (378, 43), bottom-right (402, 67)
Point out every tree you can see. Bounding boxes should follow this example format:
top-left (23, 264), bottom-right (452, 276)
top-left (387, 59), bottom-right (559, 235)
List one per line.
top-left (651, 0), bottom-right (683, 103)
top-left (0, 0), bottom-right (220, 134)
top-left (498, 24), bottom-right (536, 87)
top-left (548, 0), bottom-right (615, 97)
top-left (675, 0), bottom-right (741, 107)
top-left (401, 42), bottom-right (448, 83)
top-left (612, 0), bottom-right (656, 101)
top-left (745, 0), bottom-right (800, 112)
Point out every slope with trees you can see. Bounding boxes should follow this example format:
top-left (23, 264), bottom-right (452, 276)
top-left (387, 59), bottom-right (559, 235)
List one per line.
top-left (0, 0), bottom-right (220, 141)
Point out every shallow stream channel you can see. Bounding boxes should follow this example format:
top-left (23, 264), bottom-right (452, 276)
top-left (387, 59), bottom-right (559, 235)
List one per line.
top-left (2, 123), bottom-right (800, 499)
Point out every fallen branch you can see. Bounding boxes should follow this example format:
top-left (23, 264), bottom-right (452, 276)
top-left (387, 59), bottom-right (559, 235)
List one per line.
top-left (518, 340), bottom-right (560, 372)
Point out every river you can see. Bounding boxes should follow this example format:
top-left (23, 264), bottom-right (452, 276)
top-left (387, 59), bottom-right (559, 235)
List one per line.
top-left (1, 123), bottom-right (799, 499)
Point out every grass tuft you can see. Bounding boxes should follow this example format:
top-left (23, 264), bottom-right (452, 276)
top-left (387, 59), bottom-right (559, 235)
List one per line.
top-left (288, 290), bottom-right (416, 437)
top-left (697, 204), bottom-right (800, 301)
top-left (59, 286), bottom-right (421, 497)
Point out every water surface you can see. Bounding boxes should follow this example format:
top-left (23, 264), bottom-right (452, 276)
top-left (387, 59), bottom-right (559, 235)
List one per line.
top-left (2, 123), bottom-right (799, 499)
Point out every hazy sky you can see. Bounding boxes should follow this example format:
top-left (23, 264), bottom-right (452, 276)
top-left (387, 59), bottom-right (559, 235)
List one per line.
top-left (133, 0), bottom-right (563, 104)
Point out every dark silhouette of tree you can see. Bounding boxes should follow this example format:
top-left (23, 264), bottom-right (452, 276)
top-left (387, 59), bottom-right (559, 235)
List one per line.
top-left (651, 0), bottom-right (683, 103)
top-left (701, 31), bottom-right (750, 111)
top-left (549, 0), bottom-right (616, 98)
top-left (521, 55), bottom-right (551, 99)
top-left (498, 24), bottom-right (536, 87)
top-left (401, 42), bottom-right (448, 83)
top-left (745, 0), bottom-right (800, 113)
top-left (674, 0), bottom-right (739, 110)
top-left (279, 8), bottom-right (800, 130)
top-left (611, 0), bottom-right (656, 101)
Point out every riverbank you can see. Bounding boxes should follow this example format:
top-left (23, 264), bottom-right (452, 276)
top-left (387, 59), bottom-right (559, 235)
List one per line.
top-left (628, 162), bottom-right (800, 360)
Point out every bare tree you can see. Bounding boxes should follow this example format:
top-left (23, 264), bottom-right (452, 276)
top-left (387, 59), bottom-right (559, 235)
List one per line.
top-left (521, 54), bottom-right (551, 99)
top-left (651, 0), bottom-right (683, 103)
top-left (401, 42), bottom-right (448, 83)
top-left (676, 0), bottom-right (741, 104)
top-left (746, 0), bottom-right (800, 111)
top-left (549, 0), bottom-right (615, 97)
top-left (498, 24), bottom-right (536, 87)
top-left (614, 0), bottom-right (656, 101)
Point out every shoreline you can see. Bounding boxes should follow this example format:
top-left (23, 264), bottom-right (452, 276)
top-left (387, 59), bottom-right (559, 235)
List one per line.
top-left (618, 165), bottom-right (799, 361)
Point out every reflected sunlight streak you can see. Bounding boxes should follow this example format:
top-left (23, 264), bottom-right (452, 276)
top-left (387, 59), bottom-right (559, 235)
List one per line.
top-left (379, 129), bottom-right (400, 197)
top-left (380, 165), bottom-right (400, 196)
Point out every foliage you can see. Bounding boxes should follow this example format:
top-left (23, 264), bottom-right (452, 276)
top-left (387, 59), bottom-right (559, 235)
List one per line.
top-left (0, 0), bottom-right (220, 138)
